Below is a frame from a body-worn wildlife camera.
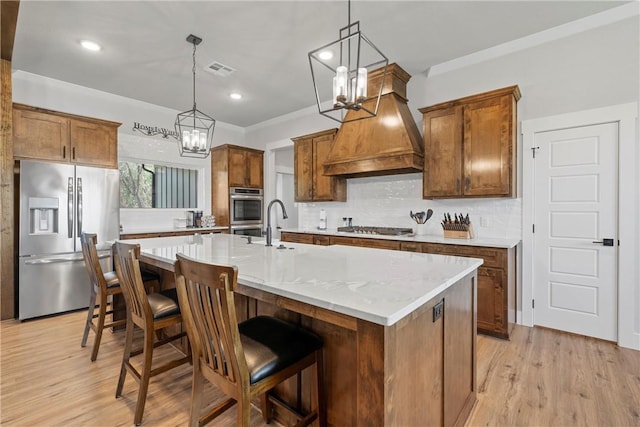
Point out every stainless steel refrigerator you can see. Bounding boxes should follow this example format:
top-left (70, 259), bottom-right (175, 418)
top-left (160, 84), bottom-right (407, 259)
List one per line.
top-left (18, 160), bottom-right (119, 320)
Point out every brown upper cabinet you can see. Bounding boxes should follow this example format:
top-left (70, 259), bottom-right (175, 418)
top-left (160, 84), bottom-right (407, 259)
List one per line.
top-left (292, 128), bottom-right (346, 202)
top-left (419, 86), bottom-right (520, 199)
top-left (212, 144), bottom-right (264, 189)
top-left (13, 103), bottom-right (120, 169)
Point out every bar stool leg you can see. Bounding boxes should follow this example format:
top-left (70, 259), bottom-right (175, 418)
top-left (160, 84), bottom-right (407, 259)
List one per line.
top-left (189, 362), bottom-right (205, 427)
top-left (133, 329), bottom-right (155, 426)
top-left (81, 289), bottom-right (97, 348)
top-left (116, 317), bottom-right (134, 398)
top-left (237, 393), bottom-right (251, 427)
top-left (90, 294), bottom-right (108, 361)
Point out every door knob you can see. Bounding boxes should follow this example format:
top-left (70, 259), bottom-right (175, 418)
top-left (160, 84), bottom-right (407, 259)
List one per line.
top-left (592, 238), bottom-right (614, 246)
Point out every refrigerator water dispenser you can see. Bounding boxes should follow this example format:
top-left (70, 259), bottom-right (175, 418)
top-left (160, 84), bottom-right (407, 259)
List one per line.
top-left (28, 197), bottom-right (59, 234)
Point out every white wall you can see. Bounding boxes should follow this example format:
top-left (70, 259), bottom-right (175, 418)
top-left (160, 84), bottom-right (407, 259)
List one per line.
top-left (11, 71), bottom-right (246, 232)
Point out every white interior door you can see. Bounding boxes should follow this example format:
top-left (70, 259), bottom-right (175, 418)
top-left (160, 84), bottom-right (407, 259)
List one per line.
top-left (533, 122), bottom-right (618, 341)
top-left (275, 172), bottom-right (297, 235)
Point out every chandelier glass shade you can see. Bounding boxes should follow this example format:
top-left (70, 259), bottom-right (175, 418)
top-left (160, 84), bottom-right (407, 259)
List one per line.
top-left (175, 34), bottom-right (215, 158)
top-left (308, 1), bottom-right (388, 123)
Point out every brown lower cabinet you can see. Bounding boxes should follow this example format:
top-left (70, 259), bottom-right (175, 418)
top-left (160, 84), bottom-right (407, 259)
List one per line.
top-left (282, 231), bottom-right (516, 339)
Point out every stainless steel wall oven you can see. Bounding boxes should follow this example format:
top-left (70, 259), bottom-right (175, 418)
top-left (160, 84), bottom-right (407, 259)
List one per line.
top-left (230, 187), bottom-right (263, 225)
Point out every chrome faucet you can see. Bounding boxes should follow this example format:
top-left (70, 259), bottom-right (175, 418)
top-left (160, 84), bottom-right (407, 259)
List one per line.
top-left (265, 199), bottom-right (288, 247)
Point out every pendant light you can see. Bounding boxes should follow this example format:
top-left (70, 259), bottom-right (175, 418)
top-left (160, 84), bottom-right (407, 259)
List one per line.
top-left (175, 34), bottom-right (215, 158)
top-left (308, 0), bottom-right (388, 123)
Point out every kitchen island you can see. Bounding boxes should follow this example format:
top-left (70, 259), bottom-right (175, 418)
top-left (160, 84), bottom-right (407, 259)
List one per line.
top-left (131, 233), bottom-right (482, 426)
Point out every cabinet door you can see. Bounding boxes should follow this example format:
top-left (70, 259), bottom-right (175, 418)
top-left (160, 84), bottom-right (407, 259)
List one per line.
top-left (463, 95), bottom-right (512, 196)
top-left (294, 138), bottom-right (313, 202)
top-left (13, 108), bottom-right (69, 162)
top-left (476, 266), bottom-right (506, 336)
top-left (313, 134), bottom-right (335, 201)
top-left (69, 119), bottom-right (118, 168)
top-left (423, 106), bottom-right (463, 198)
top-left (246, 150), bottom-right (264, 188)
top-left (228, 148), bottom-right (248, 187)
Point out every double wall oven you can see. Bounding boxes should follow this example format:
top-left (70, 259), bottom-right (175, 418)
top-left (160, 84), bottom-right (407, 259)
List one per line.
top-left (229, 187), bottom-right (263, 237)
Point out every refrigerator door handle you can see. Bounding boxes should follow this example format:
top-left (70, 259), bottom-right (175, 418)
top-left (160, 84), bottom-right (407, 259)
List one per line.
top-left (77, 177), bottom-right (83, 236)
top-left (67, 177), bottom-right (74, 238)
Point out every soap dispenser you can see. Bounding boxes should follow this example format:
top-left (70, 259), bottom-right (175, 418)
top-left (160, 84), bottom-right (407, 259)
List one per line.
top-left (318, 209), bottom-right (327, 230)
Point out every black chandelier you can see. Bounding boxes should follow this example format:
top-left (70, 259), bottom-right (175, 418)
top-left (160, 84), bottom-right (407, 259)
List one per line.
top-left (308, 0), bottom-right (388, 123)
top-left (175, 34), bottom-right (215, 158)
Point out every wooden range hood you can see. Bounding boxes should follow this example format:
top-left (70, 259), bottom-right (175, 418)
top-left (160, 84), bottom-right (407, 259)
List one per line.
top-left (323, 63), bottom-right (423, 178)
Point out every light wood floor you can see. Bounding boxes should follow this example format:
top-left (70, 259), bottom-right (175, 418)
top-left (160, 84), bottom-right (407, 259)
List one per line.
top-left (1, 310), bottom-right (639, 426)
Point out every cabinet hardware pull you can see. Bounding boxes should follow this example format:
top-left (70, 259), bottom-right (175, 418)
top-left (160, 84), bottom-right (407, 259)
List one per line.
top-left (456, 178), bottom-right (460, 193)
top-left (72, 147), bottom-right (76, 160)
top-left (63, 146), bottom-right (66, 159)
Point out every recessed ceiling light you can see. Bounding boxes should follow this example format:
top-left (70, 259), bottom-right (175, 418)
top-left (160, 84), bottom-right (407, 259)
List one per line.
top-left (229, 92), bottom-right (242, 100)
top-left (318, 50), bottom-right (333, 60)
top-left (80, 40), bottom-right (102, 52)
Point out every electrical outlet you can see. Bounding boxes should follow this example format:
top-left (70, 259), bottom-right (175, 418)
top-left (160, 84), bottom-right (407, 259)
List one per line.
top-left (480, 216), bottom-right (489, 227)
top-left (433, 300), bottom-right (444, 322)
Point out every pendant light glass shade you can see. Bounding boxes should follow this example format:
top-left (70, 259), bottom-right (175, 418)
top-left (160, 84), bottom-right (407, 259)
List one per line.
top-left (175, 34), bottom-right (215, 158)
top-left (308, 2), bottom-right (388, 123)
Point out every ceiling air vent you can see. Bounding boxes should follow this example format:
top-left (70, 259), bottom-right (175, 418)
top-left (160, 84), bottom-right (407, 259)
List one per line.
top-left (206, 61), bottom-right (236, 77)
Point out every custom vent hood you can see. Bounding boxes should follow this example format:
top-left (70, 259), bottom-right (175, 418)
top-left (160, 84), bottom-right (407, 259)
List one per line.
top-left (323, 63), bottom-right (423, 178)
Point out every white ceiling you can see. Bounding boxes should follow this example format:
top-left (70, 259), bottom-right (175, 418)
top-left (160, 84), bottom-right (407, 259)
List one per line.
top-left (12, 1), bottom-right (628, 127)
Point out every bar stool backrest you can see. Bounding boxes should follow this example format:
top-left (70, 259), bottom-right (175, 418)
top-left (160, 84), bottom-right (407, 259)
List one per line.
top-left (80, 232), bottom-right (104, 293)
top-left (113, 242), bottom-right (151, 325)
top-left (174, 254), bottom-right (249, 391)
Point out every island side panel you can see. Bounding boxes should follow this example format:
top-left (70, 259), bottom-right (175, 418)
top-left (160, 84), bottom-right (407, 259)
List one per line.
top-left (384, 294), bottom-right (444, 426)
top-left (444, 272), bottom-right (477, 427)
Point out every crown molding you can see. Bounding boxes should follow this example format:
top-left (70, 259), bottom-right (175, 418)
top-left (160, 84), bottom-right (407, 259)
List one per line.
top-left (429, 3), bottom-right (639, 77)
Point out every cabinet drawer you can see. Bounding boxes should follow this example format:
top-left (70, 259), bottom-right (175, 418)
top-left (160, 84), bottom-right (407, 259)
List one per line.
top-left (400, 242), bottom-right (422, 252)
top-left (313, 235), bottom-right (331, 246)
top-left (280, 232), bottom-right (314, 244)
top-left (330, 236), bottom-right (401, 251)
top-left (421, 243), bottom-right (505, 268)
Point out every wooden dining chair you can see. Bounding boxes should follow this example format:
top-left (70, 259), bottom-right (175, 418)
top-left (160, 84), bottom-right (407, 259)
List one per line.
top-left (174, 253), bottom-right (325, 427)
top-left (80, 232), bottom-right (159, 361)
top-left (113, 241), bottom-right (191, 426)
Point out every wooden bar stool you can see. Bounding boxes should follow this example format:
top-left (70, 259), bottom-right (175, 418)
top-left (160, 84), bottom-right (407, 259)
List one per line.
top-left (174, 253), bottom-right (325, 427)
top-left (113, 241), bottom-right (191, 426)
top-left (80, 232), bottom-right (159, 361)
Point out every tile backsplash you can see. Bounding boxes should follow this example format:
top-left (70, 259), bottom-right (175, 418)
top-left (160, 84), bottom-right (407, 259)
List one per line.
top-left (120, 209), bottom-right (194, 233)
top-left (297, 173), bottom-right (522, 240)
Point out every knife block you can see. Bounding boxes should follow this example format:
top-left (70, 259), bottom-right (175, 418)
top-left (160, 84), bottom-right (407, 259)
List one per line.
top-left (443, 223), bottom-right (474, 239)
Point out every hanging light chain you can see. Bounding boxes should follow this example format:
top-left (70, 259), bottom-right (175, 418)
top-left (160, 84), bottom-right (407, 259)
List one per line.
top-left (192, 40), bottom-right (197, 111)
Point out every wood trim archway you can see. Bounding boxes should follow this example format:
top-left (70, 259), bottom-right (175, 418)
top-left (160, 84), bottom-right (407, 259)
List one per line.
top-left (1, 0), bottom-right (20, 319)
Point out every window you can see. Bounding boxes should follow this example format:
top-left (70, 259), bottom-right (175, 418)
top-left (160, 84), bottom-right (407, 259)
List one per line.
top-left (119, 161), bottom-right (198, 208)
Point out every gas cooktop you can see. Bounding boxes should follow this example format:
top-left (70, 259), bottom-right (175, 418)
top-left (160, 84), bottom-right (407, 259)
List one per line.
top-left (337, 226), bottom-right (414, 236)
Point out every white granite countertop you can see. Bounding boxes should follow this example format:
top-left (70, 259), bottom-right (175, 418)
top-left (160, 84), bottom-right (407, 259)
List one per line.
top-left (281, 228), bottom-right (520, 249)
top-left (128, 233), bottom-right (483, 327)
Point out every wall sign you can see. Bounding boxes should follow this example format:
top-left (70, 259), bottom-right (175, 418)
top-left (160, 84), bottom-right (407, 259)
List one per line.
top-left (132, 122), bottom-right (179, 139)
